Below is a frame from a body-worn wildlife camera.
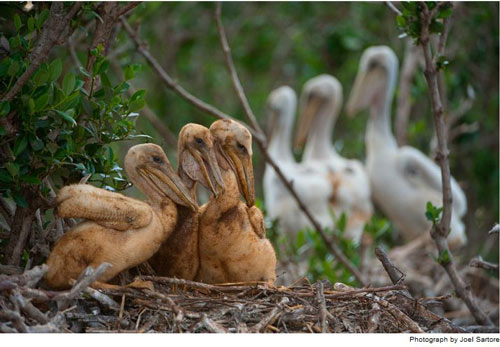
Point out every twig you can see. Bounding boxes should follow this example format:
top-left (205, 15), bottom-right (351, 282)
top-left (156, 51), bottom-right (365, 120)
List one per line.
top-left (200, 314), bottom-right (227, 333)
top-left (378, 298), bottom-right (425, 333)
top-left (316, 281), bottom-right (327, 333)
top-left (83, 286), bottom-right (120, 311)
top-left (252, 297), bottom-right (288, 332)
top-left (214, 2), bottom-right (265, 143)
top-left (385, 2), bottom-right (402, 16)
top-left (469, 256), bottom-right (499, 274)
top-left (53, 263), bottom-right (112, 302)
top-left (418, 3), bottom-right (493, 327)
top-left (374, 247), bottom-right (406, 285)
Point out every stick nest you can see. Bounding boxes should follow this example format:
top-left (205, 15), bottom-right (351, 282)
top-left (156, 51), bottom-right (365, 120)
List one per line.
top-left (0, 264), bottom-right (472, 333)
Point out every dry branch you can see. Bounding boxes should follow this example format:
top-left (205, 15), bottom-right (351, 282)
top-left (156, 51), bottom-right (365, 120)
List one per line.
top-left (418, 2), bottom-right (493, 327)
top-left (213, 3), bottom-right (366, 286)
top-left (469, 256), bottom-right (499, 274)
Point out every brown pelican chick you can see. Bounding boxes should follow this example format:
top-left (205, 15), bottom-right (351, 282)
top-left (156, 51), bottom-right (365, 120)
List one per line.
top-left (45, 144), bottom-right (198, 289)
top-left (196, 119), bottom-right (276, 285)
top-left (149, 123), bottom-right (224, 280)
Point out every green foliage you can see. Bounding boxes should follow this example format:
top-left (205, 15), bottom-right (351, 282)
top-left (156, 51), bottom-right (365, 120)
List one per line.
top-left (396, 2), bottom-right (453, 42)
top-left (425, 201), bottom-right (443, 225)
top-left (0, 5), bottom-right (148, 208)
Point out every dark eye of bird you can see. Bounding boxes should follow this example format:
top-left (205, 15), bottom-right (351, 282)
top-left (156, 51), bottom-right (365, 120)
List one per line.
top-left (368, 61), bottom-right (379, 70)
top-left (237, 142), bottom-right (246, 152)
top-left (195, 137), bottom-right (204, 145)
top-left (152, 156), bottom-right (162, 163)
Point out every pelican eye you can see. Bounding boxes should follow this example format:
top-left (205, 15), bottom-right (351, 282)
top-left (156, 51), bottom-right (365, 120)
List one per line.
top-left (368, 61), bottom-right (380, 70)
top-left (152, 155), bottom-right (163, 163)
top-left (237, 142), bottom-right (246, 152)
top-left (195, 137), bottom-right (205, 145)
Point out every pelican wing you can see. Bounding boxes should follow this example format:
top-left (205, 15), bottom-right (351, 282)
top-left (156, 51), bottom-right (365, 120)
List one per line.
top-left (396, 146), bottom-right (467, 217)
top-left (56, 184), bottom-right (153, 231)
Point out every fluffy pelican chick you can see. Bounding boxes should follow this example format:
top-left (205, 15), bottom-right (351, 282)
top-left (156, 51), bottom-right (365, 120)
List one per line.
top-left (45, 144), bottom-right (198, 289)
top-left (149, 123), bottom-right (224, 280)
top-left (346, 46), bottom-right (467, 247)
top-left (196, 119), bottom-right (276, 285)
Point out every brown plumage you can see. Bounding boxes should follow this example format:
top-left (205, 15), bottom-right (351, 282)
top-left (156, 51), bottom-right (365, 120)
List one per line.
top-left (196, 119), bottom-right (276, 285)
top-left (45, 144), bottom-right (198, 289)
top-left (148, 124), bottom-right (224, 280)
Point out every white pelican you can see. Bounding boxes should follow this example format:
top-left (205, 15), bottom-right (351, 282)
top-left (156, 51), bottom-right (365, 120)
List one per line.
top-left (295, 75), bottom-right (373, 244)
top-left (346, 46), bottom-right (467, 247)
top-left (263, 86), bottom-right (334, 242)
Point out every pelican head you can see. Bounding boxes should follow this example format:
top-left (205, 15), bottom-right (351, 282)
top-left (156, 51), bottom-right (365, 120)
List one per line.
top-left (266, 86), bottom-right (297, 138)
top-left (295, 74), bottom-right (342, 147)
top-left (210, 119), bottom-right (255, 207)
top-left (178, 123), bottom-right (225, 198)
top-left (346, 46), bottom-right (399, 116)
top-left (124, 143), bottom-right (198, 211)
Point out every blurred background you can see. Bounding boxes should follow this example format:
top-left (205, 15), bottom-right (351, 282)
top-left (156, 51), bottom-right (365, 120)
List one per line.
top-left (0, 2), bottom-right (498, 285)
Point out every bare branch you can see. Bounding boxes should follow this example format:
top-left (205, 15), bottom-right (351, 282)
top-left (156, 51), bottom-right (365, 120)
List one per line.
top-left (374, 247), bottom-right (406, 285)
top-left (214, 2), bottom-right (265, 143)
top-left (385, 2), bottom-right (402, 16)
top-left (469, 256), bottom-right (499, 274)
top-left (418, 4), bottom-right (493, 327)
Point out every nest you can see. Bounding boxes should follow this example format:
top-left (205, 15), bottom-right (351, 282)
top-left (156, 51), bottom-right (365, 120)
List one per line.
top-left (0, 263), bottom-right (473, 333)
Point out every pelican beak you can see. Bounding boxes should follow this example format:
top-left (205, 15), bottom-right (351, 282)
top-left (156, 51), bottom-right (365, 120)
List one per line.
top-left (226, 147), bottom-right (255, 207)
top-left (141, 164), bottom-right (199, 212)
top-left (294, 94), bottom-right (322, 148)
top-left (266, 107), bottom-right (279, 139)
top-left (188, 146), bottom-right (225, 198)
top-left (346, 68), bottom-right (372, 118)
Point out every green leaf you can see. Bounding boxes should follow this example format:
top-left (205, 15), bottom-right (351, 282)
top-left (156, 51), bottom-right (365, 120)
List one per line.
top-left (396, 15), bottom-right (406, 28)
top-left (0, 101), bottom-right (10, 116)
top-left (0, 169), bottom-right (12, 183)
top-left (7, 60), bottom-right (19, 77)
top-left (27, 17), bottom-right (35, 33)
top-left (55, 110), bottom-right (77, 126)
top-left (28, 98), bottom-right (35, 114)
top-left (49, 58), bottom-right (63, 81)
top-left (62, 73), bottom-right (76, 96)
top-left (33, 69), bottom-right (49, 87)
top-left (437, 7), bottom-right (452, 19)
top-left (36, 9), bottom-right (49, 29)
top-left (131, 89), bottom-right (146, 101)
top-left (6, 162), bottom-right (19, 178)
top-left (14, 14), bottom-right (22, 31)
top-left (13, 136), bottom-right (28, 156)
top-left (20, 175), bottom-right (41, 184)
top-left (129, 98), bottom-right (145, 112)
top-left (429, 20), bottom-right (444, 34)
top-left (34, 93), bottom-right (49, 111)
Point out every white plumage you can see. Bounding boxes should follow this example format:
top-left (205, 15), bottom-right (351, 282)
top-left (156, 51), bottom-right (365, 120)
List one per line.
top-left (346, 46), bottom-right (467, 247)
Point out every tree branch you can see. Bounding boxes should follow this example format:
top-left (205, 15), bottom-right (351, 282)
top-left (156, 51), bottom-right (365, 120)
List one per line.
top-left (418, 3), bottom-right (492, 326)
top-left (214, 3), bottom-right (366, 286)
top-left (1, 2), bottom-right (81, 102)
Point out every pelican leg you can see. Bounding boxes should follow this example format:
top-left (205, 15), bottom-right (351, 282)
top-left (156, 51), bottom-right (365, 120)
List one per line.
top-left (56, 184), bottom-right (152, 231)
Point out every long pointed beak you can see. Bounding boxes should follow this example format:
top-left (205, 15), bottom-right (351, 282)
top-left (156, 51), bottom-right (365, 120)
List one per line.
top-left (189, 146), bottom-right (225, 198)
top-left (142, 165), bottom-right (199, 212)
top-left (346, 69), bottom-right (368, 118)
top-left (227, 148), bottom-right (255, 207)
top-left (294, 95), bottom-right (322, 148)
